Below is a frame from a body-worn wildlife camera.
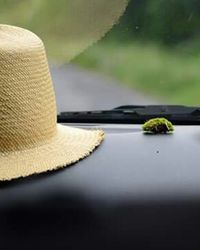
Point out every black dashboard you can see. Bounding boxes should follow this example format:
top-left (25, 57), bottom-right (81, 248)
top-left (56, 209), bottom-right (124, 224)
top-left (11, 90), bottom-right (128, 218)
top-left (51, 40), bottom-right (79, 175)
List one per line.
top-left (1, 124), bottom-right (200, 249)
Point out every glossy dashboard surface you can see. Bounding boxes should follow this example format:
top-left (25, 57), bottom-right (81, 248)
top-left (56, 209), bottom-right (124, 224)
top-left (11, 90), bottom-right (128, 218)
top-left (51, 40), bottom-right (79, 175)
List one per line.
top-left (1, 124), bottom-right (200, 250)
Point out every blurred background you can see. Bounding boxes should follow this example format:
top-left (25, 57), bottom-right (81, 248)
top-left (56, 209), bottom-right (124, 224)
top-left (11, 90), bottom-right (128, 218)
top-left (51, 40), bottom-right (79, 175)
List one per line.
top-left (1, 0), bottom-right (200, 110)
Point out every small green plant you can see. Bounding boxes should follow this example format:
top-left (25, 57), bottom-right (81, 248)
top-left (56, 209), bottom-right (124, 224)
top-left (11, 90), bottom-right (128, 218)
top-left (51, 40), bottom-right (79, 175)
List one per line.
top-left (142, 118), bottom-right (174, 134)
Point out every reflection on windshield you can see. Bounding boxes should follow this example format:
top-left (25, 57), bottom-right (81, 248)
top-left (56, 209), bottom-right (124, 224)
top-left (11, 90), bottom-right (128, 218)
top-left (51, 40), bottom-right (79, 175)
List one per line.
top-left (1, 0), bottom-right (200, 110)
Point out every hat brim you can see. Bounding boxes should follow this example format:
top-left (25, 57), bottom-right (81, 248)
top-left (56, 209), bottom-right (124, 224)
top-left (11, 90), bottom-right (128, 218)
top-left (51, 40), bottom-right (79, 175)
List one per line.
top-left (0, 124), bottom-right (104, 181)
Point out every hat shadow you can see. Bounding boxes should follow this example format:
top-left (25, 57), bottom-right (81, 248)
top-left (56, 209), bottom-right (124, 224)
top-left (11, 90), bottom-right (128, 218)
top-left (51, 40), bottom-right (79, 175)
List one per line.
top-left (0, 163), bottom-right (74, 189)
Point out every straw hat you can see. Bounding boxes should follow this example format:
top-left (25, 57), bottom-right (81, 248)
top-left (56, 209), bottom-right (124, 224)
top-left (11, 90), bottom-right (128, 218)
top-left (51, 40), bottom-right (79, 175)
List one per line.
top-left (0, 24), bottom-right (104, 181)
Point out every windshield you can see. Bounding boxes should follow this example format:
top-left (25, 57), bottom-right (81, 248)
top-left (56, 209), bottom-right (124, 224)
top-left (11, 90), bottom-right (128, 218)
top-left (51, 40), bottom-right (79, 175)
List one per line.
top-left (1, 0), bottom-right (200, 113)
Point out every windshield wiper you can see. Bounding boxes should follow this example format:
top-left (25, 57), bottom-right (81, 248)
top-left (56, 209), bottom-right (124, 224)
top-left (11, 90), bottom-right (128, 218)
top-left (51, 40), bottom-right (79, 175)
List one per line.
top-left (57, 105), bottom-right (200, 125)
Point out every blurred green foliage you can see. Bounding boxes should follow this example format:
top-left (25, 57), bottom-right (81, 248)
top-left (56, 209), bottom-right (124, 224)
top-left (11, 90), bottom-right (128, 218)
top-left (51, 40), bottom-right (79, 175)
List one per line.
top-left (75, 41), bottom-right (200, 105)
top-left (74, 0), bottom-right (200, 105)
top-left (112, 0), bottom-right (200, 46)
top-left (1, 0), bottom-right (200, 52)
top-left (0, 0), bottom-right (200, 104)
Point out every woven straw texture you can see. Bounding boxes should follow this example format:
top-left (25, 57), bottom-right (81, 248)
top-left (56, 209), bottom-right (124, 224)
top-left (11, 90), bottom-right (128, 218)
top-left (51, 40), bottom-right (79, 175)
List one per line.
top-left (0, 25), bottom-right (104, 181)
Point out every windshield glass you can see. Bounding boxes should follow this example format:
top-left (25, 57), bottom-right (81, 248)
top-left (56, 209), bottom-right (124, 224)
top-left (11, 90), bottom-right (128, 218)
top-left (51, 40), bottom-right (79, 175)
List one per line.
top-left (1, 0), bottom-right (200, 112)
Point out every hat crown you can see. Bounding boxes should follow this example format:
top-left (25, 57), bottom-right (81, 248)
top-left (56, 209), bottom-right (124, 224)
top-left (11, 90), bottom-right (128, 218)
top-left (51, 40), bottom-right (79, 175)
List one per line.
top-left (0, 25), bottom-right (57, 152)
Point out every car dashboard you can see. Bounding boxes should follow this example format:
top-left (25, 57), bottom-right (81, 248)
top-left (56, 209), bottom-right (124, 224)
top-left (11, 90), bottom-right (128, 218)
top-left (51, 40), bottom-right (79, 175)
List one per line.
top-left (1, 123), bottom-right (200, 250)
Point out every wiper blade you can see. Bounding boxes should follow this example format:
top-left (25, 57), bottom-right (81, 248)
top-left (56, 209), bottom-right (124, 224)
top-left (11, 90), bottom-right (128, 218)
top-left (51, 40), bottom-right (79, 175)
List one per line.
top-left (57, 105), bottom-right (200, 125)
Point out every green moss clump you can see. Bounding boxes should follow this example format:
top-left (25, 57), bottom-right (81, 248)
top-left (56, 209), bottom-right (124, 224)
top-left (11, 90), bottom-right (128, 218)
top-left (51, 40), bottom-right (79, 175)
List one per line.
top-left (142, 118), bottom-right (174, 134)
